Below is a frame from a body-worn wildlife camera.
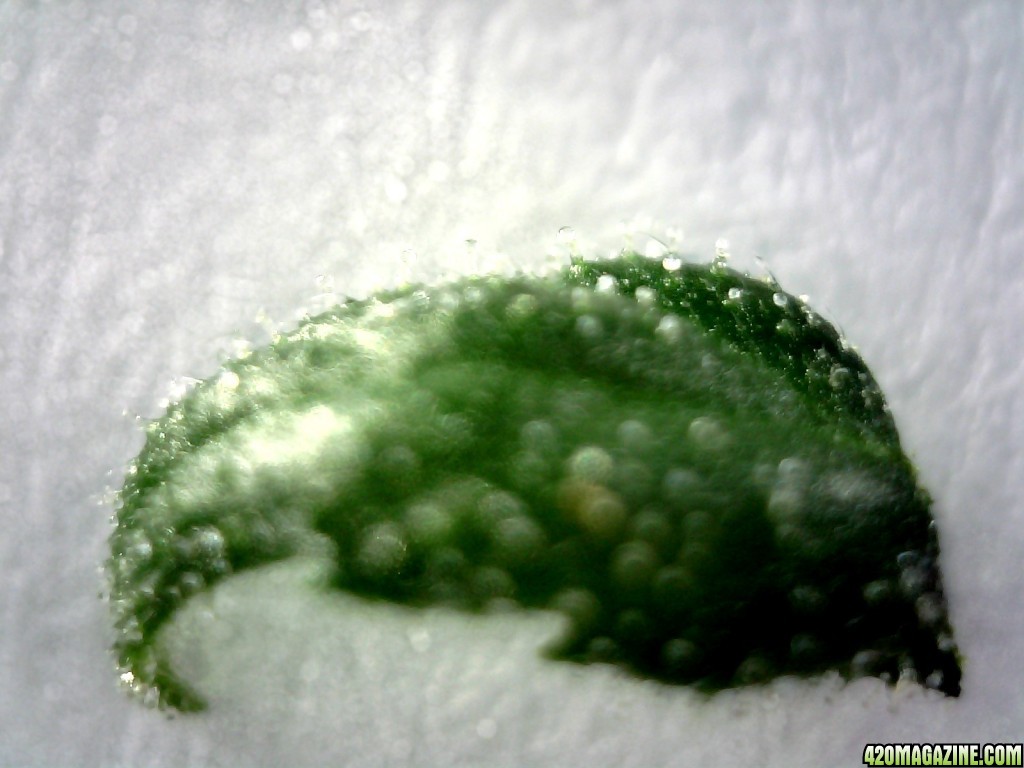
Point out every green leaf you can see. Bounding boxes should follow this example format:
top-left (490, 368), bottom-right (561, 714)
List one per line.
top-left (108, 253), bottom-right (961, 710)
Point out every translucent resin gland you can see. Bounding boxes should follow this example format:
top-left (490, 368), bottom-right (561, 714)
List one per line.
top-left (108, 253), bottom-right (961, 710)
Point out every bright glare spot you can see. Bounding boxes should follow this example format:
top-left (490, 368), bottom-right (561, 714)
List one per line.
top-left (351, 328), bottom-right (386, 352)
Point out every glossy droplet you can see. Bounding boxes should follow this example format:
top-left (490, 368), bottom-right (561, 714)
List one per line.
top-left (574, 314), bottom-right (603, 340)
top-left (634, 286), bottom-right (657, 307)
top-left (356, 522), bottom-right (409, 580)
top-left (566, 446), bottom-right (614, 483)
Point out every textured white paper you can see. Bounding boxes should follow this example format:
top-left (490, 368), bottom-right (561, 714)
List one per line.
top-left (1, 2), bottom-right (1021, 766)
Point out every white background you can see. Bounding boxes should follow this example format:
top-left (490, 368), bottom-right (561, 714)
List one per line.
top-left (1, 2), bottom-right (1022, 766)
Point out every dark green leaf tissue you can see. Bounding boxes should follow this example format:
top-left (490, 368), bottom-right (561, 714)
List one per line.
top-left (108, 253), bottom-right (961, 711)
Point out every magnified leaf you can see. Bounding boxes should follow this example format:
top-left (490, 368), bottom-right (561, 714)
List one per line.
top-left (108, 252), bottom-right (961, 710)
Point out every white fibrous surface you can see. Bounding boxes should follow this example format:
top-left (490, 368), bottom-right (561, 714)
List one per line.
top-left (1, 2), bottom-right (1021, 767)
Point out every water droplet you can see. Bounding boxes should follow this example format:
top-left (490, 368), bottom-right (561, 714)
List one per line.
top-left (863, 579), bottom-right (893, 605)
top-left (655, 315), bottom-right (685, 344)
top-left (662, 467), bottom-right (702, 505)
top-left (376, 444), bottom-right (421, 481)
top-left (611, 541), bottom-right (659, 591)
top-left (460, 286), bottom-right (485, 309)
top-left (828, 365), bottom-right (851, 389)
top-left (617, 419), bottom-right (653, 453)
top-left (562, 481), bottom-right (626, 539)
top-left (575, 314), bottom-right (603, 340)
top-left (520, 419), bottom-right (558, 454)
top-left (735, 654), bottom-right (772, 683)
top-left (356, 522), bottom-right (408, 579)
top-left (915, 593), bottom-right (945, 626)
top-left (479, 490), bottom-right (527, 521)
top-left (217, 370), bottom-right (240, 390)
top-left (896, 550), bottom-right (920, 569)
top-left (851, 651), bottom-right (884, 675)
top-left (687, 416), bottom-right (731, 451)
top-left (474, 566), bottom-right (517, 599)
top-left (506, 292), bottom-right (539, 321)
top-left (654, 562), bottom-right (693, 603)
top-left (634, 286), bottom-right (657, 307)
top-left (772, 292), bottom-right (789, 308)
top-left (122, 530), bottom-right (153, 563)
top-left (615, 608), bottom-right (651, 643)
top-left (629, 508), bottom-right (672, 545)
top-left (425, 546), bottom-right (468, 584)
top-left (777, 456), bottom-right (810, 485)
top-left (587, 636), bottom-right (619, 660)
top-left (772, 473), bottom-right (807, 510)
top-left (493, 517), bottom-right (546, 566)
top-left (790, 634), bottom-right (821, 661)
top-left (552, 587), bottom-right (599, 629)
top-left (898, 659), bottom-right (919, 685)
top-left (567, 446), bottom-right (614, 483)
top-left (596, 274), bottom-right (619, 294)
top-left (194, 527), bottom-right (226, 558)
top-left (510, 450), bottom-right (548, 491)
top-left (179, 571), bottom-right (205, 596)
top-left (789, 585), bottom-right (825, 615)
top-left (661, 257), bottom-right (682, 272)
top-left (117, 616), bottom-right (144, 645)
top-left (711, 240), bottom-right (730, 272)
top-left (925, 670), bottom-right (945, 690)
top-left (405, 501), bottom-right (453, 546)
top-left (775, 318), bottom-right (796, 336)
top-left (727, 287), bottom-right (743, 301)
top-left (662, 638), bottom-right (700, 672)
top-left (899, 565), bottom-right (929, 599)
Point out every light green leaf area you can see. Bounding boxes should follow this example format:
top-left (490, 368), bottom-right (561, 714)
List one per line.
top-left (108, 253), bottom-right (960, 710)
